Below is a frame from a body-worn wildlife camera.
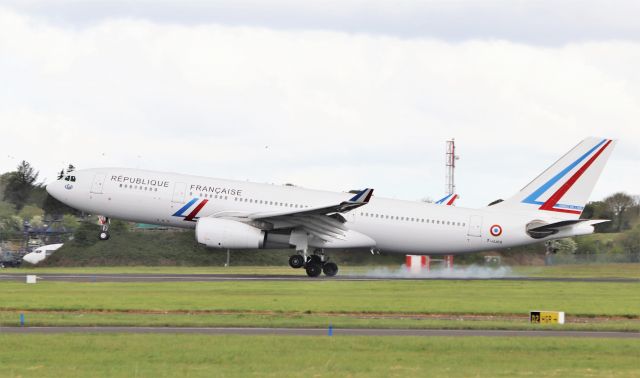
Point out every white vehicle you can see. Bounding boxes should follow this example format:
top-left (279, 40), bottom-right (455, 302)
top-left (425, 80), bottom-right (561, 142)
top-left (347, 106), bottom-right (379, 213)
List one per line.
top-left (46, 137), bottom-right (615, 277)
top-left (22, 244), bottom-right (64, 265)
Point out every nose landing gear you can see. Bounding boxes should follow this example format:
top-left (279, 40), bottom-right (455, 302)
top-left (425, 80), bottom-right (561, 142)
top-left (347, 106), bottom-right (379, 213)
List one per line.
top-left (98, 216), bottom-right (110, 241)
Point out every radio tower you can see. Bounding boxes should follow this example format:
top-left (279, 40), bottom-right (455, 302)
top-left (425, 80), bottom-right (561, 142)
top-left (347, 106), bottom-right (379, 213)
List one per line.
top-left (445, 139), bottom-right (459, 195)
top-left (444, 138), bottom-right (459, 270)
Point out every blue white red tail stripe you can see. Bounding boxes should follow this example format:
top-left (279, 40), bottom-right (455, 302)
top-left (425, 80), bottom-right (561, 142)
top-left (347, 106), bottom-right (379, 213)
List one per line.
top-left (436, 193), bottom-right (458, 206)
top-left (539, 140), bottom-right (613, 214)
top-left (350, 188), bottom-right (374, 203)
top-left (521, 138), bottom-right (612, 214)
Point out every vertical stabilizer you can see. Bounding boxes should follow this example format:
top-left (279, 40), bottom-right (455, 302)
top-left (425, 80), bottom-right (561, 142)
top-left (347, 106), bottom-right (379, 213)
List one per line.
top-left (493, 137), bottom-right (616, 219)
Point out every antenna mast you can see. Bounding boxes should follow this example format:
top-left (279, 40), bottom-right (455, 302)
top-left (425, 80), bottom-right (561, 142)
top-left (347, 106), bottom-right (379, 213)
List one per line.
top-left (445, 139), bottom-right (459, 195)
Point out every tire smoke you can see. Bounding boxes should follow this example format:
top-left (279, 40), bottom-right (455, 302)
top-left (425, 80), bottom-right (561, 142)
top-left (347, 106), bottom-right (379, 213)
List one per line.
top-left (362, 264), bottom-right (513, 279)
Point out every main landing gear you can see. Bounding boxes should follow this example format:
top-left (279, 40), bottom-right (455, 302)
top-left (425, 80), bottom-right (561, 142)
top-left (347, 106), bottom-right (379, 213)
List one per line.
top-left (98, 216), bottom-right (110, 241)
top-left (288, 250), bottom-right (339, 278)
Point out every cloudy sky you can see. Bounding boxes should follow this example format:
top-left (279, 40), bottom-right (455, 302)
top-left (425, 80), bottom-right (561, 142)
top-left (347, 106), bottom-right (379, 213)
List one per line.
top-left (0, 0), bottom-right (638, 207)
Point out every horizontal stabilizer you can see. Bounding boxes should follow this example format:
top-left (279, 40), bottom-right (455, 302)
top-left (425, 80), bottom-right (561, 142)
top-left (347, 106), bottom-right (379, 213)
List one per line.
top-left (526, 219), bottom-right (609, 239)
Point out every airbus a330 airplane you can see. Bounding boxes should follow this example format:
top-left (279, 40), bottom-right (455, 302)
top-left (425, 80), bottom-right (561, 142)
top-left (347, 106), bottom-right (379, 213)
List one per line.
top-left (46, 137), bottom-right (615, 277)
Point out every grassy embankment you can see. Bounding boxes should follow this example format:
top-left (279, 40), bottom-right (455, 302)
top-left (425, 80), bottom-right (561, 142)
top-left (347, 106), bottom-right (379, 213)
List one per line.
top-left (40, 226), bottom-right (404, 267)
top-left (1, 279), bottom-right (638, 331)
top-left (0, 334), bottom-right (639, 377)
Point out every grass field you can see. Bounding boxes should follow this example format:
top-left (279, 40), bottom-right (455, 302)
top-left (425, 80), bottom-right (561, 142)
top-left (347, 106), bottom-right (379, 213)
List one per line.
top-left (1, 279), bottom-right (638, 330)
top-left (10, 262), bottom-right (640, 278)
top-left (2, 265), bottom-right (639, 377)
top-left (2, 280), bottom-right (638, 316)
top-left (1, 334), bottom-right (639, 377)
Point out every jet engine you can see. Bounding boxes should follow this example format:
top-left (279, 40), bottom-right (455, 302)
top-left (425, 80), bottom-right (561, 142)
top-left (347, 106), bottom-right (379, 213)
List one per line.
top-left (195, 218), bottom-right (265, 249)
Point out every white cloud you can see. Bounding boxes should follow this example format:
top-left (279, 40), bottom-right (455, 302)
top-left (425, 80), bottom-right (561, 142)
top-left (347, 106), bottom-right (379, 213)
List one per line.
top-left (0, 7), bottom-right (638, 207)
top-left (3, 0), bottom-right (640, 44)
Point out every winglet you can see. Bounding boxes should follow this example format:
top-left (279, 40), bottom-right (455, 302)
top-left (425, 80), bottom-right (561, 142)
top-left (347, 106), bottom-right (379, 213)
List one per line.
top-left (349, 188), bottom-right (374, 203)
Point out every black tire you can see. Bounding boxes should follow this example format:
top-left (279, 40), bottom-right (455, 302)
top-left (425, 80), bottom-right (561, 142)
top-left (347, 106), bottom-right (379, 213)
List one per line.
top-left (307, 255), bottom-right (322, 265)
top-left (322, 262), bottom-right (338, 277)
top-left (99, 231), bottom-right (110, 241)
top-left (305, 263), bottom-right (322, 277)
top-left (288, 255), bottom-right (305, 269)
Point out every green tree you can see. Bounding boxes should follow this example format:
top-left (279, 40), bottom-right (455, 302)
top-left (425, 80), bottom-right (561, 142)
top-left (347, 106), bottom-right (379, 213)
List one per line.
top-left (554, 238), bottom-right (577, 255)
top-left (604, 192), bottom-right (636, 232)
top-left (61, 214), bottom-right (81, 231)
top-left (581, 201), bottom-right (614, 232)
top-left (72, 222), bottom-right (100, 246)
top-left (29, 215), bottom-right (44, 229)
top-left (0, 201), bottom-right (16, 219)
top-left (18, 205), bottom-right (44, 221)
top-left (2, 161), bottom-right (39, 211)
top-left (42, 193), bottom-right (80, 217)
top-left (621, 225), bottom-right (640, 262)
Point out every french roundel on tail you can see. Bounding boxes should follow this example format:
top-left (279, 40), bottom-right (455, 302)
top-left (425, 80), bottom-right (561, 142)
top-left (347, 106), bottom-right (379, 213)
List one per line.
top-left (492, 137), bottom-right (616, 219)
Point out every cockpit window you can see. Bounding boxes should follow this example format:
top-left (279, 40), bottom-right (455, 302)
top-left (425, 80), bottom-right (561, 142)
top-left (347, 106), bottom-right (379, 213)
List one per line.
top-left (62, 176), bottom-right (76, 182)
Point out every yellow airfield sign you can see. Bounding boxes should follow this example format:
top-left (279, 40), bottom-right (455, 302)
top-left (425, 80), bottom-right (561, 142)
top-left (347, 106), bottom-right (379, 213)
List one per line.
top-left (530, 311), bottom-right (565, 324)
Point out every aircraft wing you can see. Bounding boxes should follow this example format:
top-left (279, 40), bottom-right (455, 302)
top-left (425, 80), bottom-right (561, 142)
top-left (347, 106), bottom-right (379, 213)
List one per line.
top-left (232, 188), bottom-right (374, 242)
top-left (248, 188), bottom-right (373, 221)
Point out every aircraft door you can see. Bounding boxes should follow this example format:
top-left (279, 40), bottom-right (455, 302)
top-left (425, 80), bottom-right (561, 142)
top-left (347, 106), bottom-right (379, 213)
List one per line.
top-left (172, 182), bottom-right (187, 203)
top-left (467, 215), bottom-right (482, 237)
top-left (90, 174), bottom-right (106, 194)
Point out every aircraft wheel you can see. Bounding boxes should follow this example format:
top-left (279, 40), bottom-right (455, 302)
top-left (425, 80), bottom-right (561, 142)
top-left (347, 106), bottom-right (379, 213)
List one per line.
top-left (322, 262), bottom-right (338, 277)
top-left (305, 263), bottom-right (322, 277)
top-left (289, 255), bottom-right (305, 269)
top-left (307, 255), bottom-right (322, 265)
top-left (99, 231), bottom-right (110, 241)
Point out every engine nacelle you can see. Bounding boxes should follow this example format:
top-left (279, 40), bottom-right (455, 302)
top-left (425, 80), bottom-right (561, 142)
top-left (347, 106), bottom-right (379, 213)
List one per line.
top-left (195, 218), bottom-right (265, 249)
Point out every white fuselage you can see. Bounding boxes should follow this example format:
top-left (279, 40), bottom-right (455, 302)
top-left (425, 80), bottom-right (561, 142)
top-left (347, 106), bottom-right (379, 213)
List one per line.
top-left (46, 168), bottom-right (573, 254)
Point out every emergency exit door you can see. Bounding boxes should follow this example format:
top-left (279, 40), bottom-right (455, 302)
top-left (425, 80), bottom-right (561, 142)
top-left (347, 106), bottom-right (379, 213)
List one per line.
top-left (172, 182), bottom-right (186, 203)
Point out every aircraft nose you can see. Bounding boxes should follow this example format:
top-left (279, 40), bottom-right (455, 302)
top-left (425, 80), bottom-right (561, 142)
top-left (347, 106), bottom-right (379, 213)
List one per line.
top-left (46, 180), bottom-right (64, 200)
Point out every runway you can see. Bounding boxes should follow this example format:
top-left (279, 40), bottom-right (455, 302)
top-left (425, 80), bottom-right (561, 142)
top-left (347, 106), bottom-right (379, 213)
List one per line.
top-left (1, 326), bottom-right (638, 338)
top-left (0, 273), bottom-right (638, 283)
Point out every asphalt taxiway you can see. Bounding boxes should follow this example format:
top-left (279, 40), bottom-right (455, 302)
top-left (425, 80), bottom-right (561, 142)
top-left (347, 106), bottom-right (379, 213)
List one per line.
top-left (1, 326), bottom-right (639, 338)
top-left (0, 273), bottom-right (638, 283)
